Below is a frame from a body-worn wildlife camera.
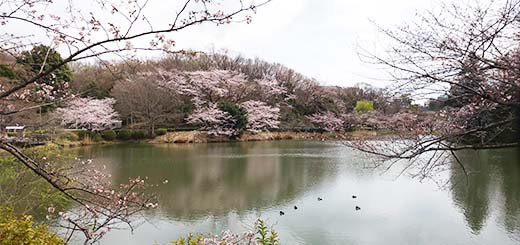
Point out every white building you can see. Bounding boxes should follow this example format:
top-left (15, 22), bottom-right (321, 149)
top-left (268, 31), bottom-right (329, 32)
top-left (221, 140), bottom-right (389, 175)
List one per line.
top-left (5, 125), bottom-right (26, 137)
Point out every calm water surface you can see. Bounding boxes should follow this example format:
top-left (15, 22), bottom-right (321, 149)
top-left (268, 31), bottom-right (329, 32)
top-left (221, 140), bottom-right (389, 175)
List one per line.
top-left (69, 141), bottom-right (519, 245)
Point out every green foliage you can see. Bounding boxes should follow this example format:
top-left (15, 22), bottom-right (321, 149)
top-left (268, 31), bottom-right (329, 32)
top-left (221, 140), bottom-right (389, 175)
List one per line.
top-left (168, 127), bottom-right (199, 132)
top-left (116, 129), bottom-right (132, 140)
top-left (0, 64), bottom-right (18, 79)
top-left (0, 207), bottom-right (64, 245)
top-left (101, 130), bottom-right (116, 141)
top-left (84, 80), bottom-right (110, 99)
top-left (256, 219), bottom-right (280, 245)
top-left (57, 131), bottom-right (79, 141)
top-left (131, 130), bottom-right (148, 140)
top-left (74, 130), bottom-right (89, 140)
top-left (409, 104), bottom-right (420, 112)
top-left (169, 234), bottom-right (204, 245)
top-left (0, 158), bottom-right (17, 185)
top-left (92, 133), bottom-right (103, 142)
top-left (354, 100), bottom-right (374, 113)
top-left (53, 131), bottom-right (79, 145)
top-left (115, 129), bottom-right (148, 140)
top-left (168, 219), bottom-right (279, 245)
top-left (0, 144), bottom-right (71, 217)
top-left (156, 128), bottom-right (168, 136)
top-left (217, 101), bottom-right (247, 138)
top-left (17, 45), bottom-right (73, 112)
top-left (18, 45), bottom-right (73, 84)
top-left (33, 129), bottom-right (48, 134)
top-left (6, 132), bottom-right (17, 137)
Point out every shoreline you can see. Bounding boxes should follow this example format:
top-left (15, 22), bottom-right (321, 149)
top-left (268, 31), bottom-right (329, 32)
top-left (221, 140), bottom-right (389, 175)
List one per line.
top-left (147, 130), bottom-right (378, 144)
top-left (53, 130), bottom-right (380, 147)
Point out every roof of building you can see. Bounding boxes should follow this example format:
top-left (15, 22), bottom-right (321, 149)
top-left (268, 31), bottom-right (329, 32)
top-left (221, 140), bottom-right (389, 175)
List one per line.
top-left (5, 126), bottom-right (25, 130)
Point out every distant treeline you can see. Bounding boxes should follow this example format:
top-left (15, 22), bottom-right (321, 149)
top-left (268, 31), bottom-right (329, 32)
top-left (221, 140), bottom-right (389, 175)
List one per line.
top-left (69, 52), bottom-right (416, 133)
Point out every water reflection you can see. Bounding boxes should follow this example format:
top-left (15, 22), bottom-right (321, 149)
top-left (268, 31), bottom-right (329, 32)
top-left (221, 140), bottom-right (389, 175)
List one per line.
top-left (68, 141), bottom-right (520, 244)
top-left (74, 141), bottom-right (338, 219)
top-left (450, 148), bottom-right (520, 236)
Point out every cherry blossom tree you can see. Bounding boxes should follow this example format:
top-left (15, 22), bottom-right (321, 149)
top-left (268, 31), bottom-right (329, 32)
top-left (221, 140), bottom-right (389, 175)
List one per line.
top-left (155, 69), bottom-right (255, 105)
top-left (242, 100), bottom-right (280, 133)
top-left (0, 143), bottom-right (159, 244)
top-left (47, 165), bottom-right (158, 244)
top-left (186, 103), bottom-right (238, 137)
top-left (254, 77), bottom-right (288, 102)
top-left (307, 111), bottom-right (344, 132)
top-left (0, 0), bottom-right (271, 112)
top-left (152, 69), bottom-right (285, 136)
top-left (158, 70), bottom-right (252, 137)
top-left (0, 0), bottom-right (272, 243)
top-left (56, 97), bottom-right (120, 131)
top-left (351, 0), bottom-right (520, 178)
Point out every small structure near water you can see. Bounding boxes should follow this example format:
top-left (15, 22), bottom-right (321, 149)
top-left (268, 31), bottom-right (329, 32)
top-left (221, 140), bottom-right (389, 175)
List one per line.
top-left (5, 125), bottom-right (26, 137)
top-left (2, 125), bottom-right (48, 146)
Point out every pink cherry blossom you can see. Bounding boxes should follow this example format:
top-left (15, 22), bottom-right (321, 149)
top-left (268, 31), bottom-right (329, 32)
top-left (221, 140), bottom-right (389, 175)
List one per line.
top-left (307, 111), bottom-right (344, 132)
top-left (241, 100), bottom-right (280, 133)
top-left (56, 97), bottom-right (120, 131)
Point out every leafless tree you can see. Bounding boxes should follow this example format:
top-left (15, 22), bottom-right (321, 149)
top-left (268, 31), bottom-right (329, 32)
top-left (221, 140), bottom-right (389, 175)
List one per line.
top-left (112, 77), bottom-right (182, 135)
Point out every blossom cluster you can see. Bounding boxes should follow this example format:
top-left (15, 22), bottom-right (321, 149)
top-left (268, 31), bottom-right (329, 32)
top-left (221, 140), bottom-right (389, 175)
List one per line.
top-left (241, 100), bottom-right (280, 133)
top-left (307, 111), bottom-right (344, 132)
top-left (187, 103), bottom-right (238, 137)
top-left (42, 156), bottom-right (158, 243)
top-left (153, 69), bottom-right (285, 136)
top-left (56, 97), bottom-right (120, 131)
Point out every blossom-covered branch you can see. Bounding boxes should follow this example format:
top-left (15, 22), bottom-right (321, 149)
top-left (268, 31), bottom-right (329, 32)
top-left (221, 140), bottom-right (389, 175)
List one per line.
top-left (349, 0), bottom-right (520, 178)
top-left (0, 142), bottom-right (158, 244)
top-left (307, 111), bottom-right (344, 132)
top-left (0, 0), bottom-right (272, 100)
top-left (56, 97), bottom-right (120, 131)
top-left (242, 100), bottom-right (280, 133)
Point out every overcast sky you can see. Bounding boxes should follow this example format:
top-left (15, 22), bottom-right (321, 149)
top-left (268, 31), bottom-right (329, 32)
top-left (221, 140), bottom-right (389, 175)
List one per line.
top-left (169, 0), bottom-right (437, 88)
top-left (3, 0), bottom-right (439, 88)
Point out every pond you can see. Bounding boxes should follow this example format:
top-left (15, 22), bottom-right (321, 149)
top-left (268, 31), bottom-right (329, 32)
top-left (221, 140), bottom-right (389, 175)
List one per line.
top-left (68, 140), bottom-right (519, 244)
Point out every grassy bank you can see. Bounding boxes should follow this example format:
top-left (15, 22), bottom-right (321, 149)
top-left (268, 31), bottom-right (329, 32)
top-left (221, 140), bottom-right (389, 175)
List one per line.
top-left (49, 129), bottom-right (382, 147)
top-left (149, 130), bottom-right (378, 144)
top-left (52, 129), bottom-right (149, 147)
